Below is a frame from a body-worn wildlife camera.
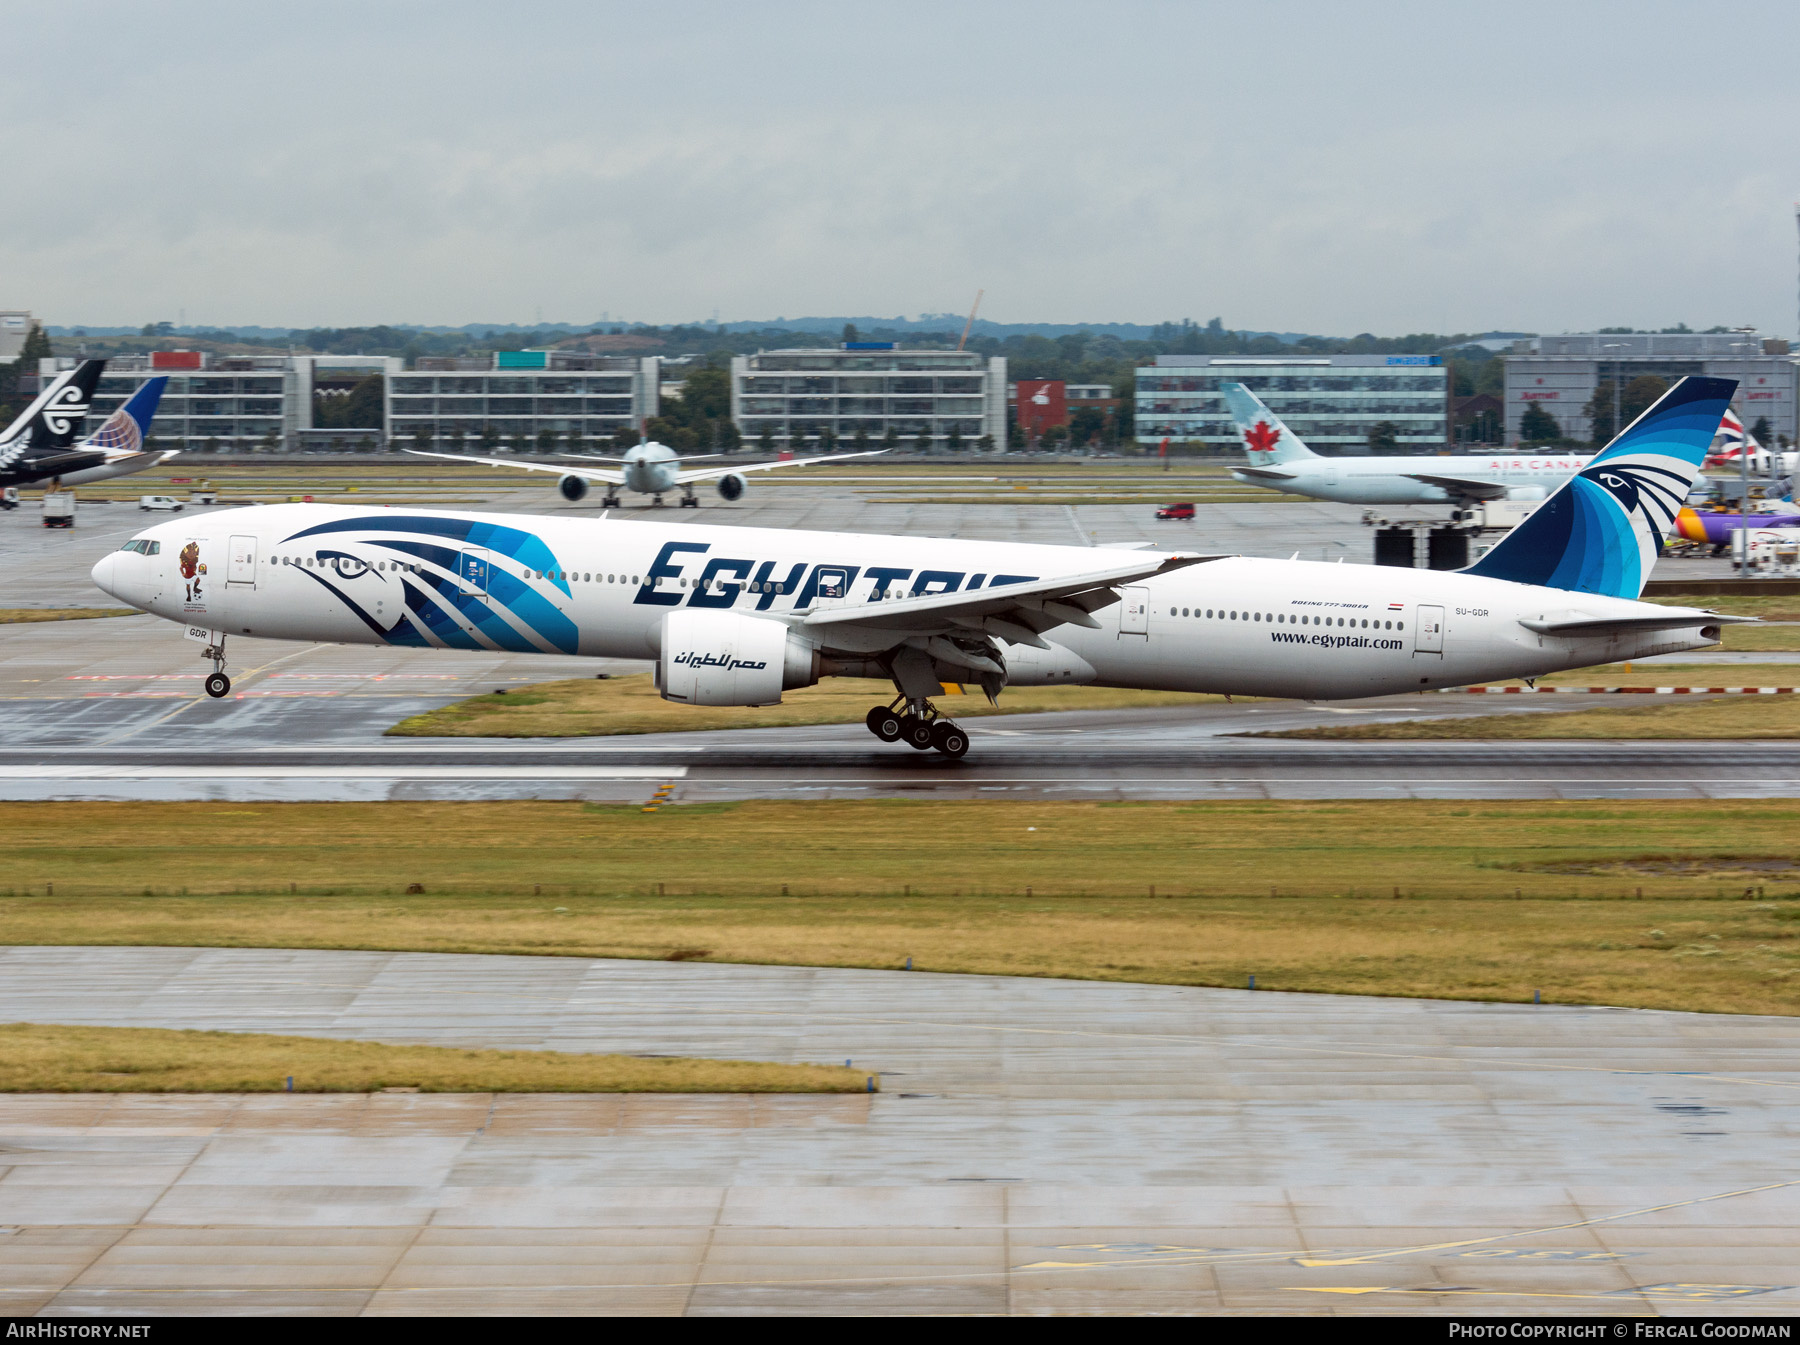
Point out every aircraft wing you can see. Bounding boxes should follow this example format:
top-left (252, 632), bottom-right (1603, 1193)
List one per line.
top-left (1231, 466), bottom-right (1298, 481)
top-left (799, 551), bottom-right (1224, 652)
top-left (674, 448), bottom-right (889, 485)
top-left (1519, 607), bottom-right (1756, 637)
top-left (1401, 472), bottom-right (1508, 501)
top-left (404, 448), bottom-right (626, 486)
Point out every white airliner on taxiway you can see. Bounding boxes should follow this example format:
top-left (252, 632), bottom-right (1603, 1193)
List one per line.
top-left (408, 440), bottom-right (885, 508)
top-left (94, 378), bottom-right (1746, 759)
top-left (1225, 383), bottom-right (1592, 506)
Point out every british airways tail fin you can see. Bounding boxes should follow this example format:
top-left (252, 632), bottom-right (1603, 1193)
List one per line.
top-left (81, 377), bottom-right (168, 457)
top-left (1464, 375), bottom-right (1735, 599)
top-left (0, 360), bottom-right (105, 452)
top-left (1221, 383), bottom-right (1319, 464)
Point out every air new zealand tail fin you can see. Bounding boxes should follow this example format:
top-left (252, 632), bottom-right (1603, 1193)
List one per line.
top-left (1464, 375), bottom-right (1735, 599)
top-left (0, 360), bottom-right (106, 458)
top-left (1221, 383), bottom-right (1319, 465)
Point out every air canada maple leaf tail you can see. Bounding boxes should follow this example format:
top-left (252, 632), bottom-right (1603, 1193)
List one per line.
top-left (1221, 383), bottom-right (1318, 464)
top-left (1464, 375), bottom-right (1735, 600)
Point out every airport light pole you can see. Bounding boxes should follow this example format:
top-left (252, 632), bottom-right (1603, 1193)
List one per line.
top-left (1600, 343), bottom-right (1627, 445)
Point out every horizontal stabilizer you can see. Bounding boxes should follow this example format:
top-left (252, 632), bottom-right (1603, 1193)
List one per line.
top-left (1519, 607), bottom-right (1754, 637)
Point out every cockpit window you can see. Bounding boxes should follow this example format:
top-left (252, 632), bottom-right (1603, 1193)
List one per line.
top-left (118, 539), bottom-right (161, 555)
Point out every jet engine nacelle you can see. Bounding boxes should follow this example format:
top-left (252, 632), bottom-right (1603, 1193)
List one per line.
top-left (558, 475), bottom-right (589, 502)
top-left (656, 610), bottom-right (819, 706)
top-left (716, 473), bottom-right (747, 502)
top-left (1504, 485), bottom-right (1546, 502)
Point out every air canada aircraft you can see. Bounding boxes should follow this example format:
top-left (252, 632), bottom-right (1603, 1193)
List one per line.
top-left (407, 440), bottom-right (885, 508)
top-left (0, 361), bottom-right (176, 491)
top-left (1224, 383), bottom-right (1592, 507)
top-left (94, 378), bottom-right (1745, 759)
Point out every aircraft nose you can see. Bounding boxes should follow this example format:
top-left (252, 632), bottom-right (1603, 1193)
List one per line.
top-left (90, 552), bottom-right (120, 598)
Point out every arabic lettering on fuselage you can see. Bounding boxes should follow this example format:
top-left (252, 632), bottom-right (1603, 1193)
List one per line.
top-left (634, 541), bottom-right (1037, 609)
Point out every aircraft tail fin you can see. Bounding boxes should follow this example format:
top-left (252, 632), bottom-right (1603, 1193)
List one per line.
top-left (81, 376), bottom-right (167, 457)
top-left (25, 360), bottom-right (105, 451)
top-left (1464, 375), bottom-right (1736, 599)
top-left (0, 360), bottom-right (105, 455)
top-left (1221, 383), bottom-right (1319, 464)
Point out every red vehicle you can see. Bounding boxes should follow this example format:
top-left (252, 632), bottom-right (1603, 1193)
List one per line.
top-left (1155, 501), bottom-right (1195, 520)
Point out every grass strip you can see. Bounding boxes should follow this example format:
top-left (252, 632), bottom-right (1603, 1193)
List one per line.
top-left (1645, 593), bottom-right (1800, 621)
top-left (0, 1022), bottom-right (863, 1093)
top-left (0, 608), bottom-right (138, 624)
top-left (1259, 694), bottom-right (1800, 740)
top-left (387, 673), bottom-right (1219, 738)
top-left (1, 799), bottom-right (1797, 1015)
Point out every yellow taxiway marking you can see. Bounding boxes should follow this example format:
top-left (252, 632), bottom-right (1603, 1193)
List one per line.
top-left (1289, 1179), bottom-right (1800, 1267)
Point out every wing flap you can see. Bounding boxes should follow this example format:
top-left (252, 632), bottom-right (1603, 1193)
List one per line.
top-left (1402, 472), bottom-right (1508, 501)
top-left (675, 448), bottom-right (889, 485)
top-left (799, 553), bottom-right (1224, 641)
top-left (405, 448), bottom-right (625, 485)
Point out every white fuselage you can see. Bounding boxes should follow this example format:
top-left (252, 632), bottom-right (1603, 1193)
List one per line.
top-left (1234, 451), bottom-right (1593, 506)
top-left (618, 443), bottom-right (683, 496)
top-left (92, 503), bottom-right (1720, 701)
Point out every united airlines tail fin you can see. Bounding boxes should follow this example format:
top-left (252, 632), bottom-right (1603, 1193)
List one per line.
top-left (1464, 375), bottom-right (1735, 599)
top-left (81, 376), bottom-right (168, 457)
top-left (1221, 383), bottom-right (1319, 464)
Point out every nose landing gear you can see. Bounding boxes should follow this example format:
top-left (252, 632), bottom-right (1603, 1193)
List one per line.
top-left (200, 633), bottom-right (231, 698)
top-left (865, 697), bottom-right (968, 759)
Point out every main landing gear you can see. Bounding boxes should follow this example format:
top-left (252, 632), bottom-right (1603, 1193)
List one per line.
top-left (602, 493), bottom-right (621, 508)
top-left (201, 634), bottom-right (231, 699)
top-left (679, 485), bottom-right (700, 508)
top-left (865, 697), bottom-right (969, 759)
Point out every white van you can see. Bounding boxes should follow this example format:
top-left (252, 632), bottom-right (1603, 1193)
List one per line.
top-left (139, 495), bottom-right (185, 512)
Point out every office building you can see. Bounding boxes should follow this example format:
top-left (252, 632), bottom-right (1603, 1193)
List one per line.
top-left (731, 344), bottom-right (1007, 450)
top-left (387, 351), bottom-right (660, 450)
top-left (1135, 354), bottom-right (1448, 452)
top-left (1502, 331), bottom-right (1796, 445)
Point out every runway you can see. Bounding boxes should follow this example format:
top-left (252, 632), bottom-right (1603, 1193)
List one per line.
top-left (2, 945), bottom-right (1796, 1317)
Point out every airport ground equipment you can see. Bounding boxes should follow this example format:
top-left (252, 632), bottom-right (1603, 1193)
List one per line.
top-left (40, 493), bottom-right (73, 528)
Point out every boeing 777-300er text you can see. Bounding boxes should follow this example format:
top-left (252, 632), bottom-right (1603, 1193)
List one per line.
top-left (1224, 383), bottom-right (1592, 507)
top-left (407, 440), bottom-right (886, 508)
top-left (0, 360), bottom-right (175, 491)
top-left (93, 378), bottom-right (1745, 759)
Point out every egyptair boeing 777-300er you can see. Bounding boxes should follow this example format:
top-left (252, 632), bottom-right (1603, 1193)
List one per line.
top-left (94, 378), bottom-right (1746, 758)
top-left (407, 440), bottom-right (886, 508)
top-left (1224, 383), bottom-right (1592, 506)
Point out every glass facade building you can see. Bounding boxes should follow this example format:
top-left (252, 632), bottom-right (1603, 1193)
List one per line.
top-left (42, 353), bottom-right (397, 451)
top-left (387, 353), bottom-right (659, 449)
top-left (730, 347), bottom-right (1008, 450)
top-left (1135, 354), bottom-right (1449, 452)
top-left (1502, 332), bottom-right (1796, 445)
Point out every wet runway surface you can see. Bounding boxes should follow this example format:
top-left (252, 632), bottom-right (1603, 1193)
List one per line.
top-left (3, 946), bottom-right (1798, 1317)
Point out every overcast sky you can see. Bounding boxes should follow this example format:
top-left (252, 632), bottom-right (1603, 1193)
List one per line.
top-left (6, 1), bottom-right (1798, 336)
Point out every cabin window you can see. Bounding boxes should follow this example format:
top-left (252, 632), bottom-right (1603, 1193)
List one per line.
top-left (1253, 612), bottom-right (1261, 622)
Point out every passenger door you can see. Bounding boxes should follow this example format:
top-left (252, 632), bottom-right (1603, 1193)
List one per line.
top-left (1415, 605), bottom-right (1444, 654)
top-left (1119, 586), bottom-right (1149, 638)
top-left (226, 534), bottom-right (257, 588)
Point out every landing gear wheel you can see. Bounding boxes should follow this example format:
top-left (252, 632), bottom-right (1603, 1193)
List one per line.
top-left (866, 707), bottom-right (902, 741)
top-left (602, 496), bottom-right (620, 508)
top-left (680, 495), bottom-right (700, 509)
top-left (930, 721), bottom-right (969, 759)
top-left (900, 715), bottom-right (935, 751)
top-left (204, 672), bottom-right (231, 699)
